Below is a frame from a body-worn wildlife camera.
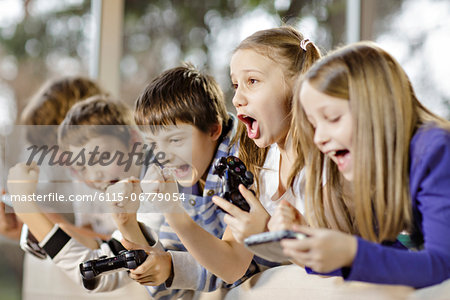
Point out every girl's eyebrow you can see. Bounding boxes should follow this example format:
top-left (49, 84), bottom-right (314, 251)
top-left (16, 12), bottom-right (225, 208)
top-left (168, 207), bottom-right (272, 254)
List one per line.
top-left (230, 69), bottom-right (264, 78)
top-left (322, 104), bottom-right (346, 116)
top-left (241, 69), bottom-right (264, 75)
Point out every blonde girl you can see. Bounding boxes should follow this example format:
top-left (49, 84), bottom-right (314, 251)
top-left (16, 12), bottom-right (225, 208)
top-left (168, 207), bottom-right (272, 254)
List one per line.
top-left (162, 26), bottom-right (321, 285)
top-left (279, 41), bottom-right (450, 288)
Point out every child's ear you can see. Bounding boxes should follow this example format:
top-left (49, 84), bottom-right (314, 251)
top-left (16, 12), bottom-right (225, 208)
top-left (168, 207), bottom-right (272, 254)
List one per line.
top-left (210, 123), bottom-right (222, 141)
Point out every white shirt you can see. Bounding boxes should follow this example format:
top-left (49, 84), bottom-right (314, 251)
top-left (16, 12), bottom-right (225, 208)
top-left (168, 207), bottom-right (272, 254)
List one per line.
top-left (258, 144), bottom-right (305, 215)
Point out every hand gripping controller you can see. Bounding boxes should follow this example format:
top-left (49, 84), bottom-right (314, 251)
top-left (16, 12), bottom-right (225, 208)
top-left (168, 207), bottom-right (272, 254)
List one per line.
top-left (213, 156), bottom-right (255, 212)
top-left (79, 249), bottom-right (148, 290)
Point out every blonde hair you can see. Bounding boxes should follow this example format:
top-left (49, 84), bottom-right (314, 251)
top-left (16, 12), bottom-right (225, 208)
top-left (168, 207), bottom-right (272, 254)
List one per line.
top-left (58, 96), bottom-right (134, 149)
top-left (230, 26), bottom-right (321, 194)
top-left (21, 76), bottom-right (104, 145)
top-left (293, 41), bottom-right (450, 242)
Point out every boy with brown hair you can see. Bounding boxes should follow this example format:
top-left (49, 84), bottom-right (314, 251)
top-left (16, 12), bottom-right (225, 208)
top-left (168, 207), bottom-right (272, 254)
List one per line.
top-left (9, 64), bottom-right (239, 299)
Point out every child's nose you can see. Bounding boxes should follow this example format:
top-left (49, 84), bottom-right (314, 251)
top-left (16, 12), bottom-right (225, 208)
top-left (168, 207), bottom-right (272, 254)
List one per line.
top-left (161, 151), bottom-right (175, 163)
top-left (232, 87), bottom-right (248, 108)
top-left (313, 124), bottom-right (330, 146)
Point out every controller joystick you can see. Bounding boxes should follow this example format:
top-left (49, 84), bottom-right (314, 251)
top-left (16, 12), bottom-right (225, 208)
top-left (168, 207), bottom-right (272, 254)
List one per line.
top-left (79, 249), bottom-right (148, 290)
top-left (213, 156), bottom-right (255, 212)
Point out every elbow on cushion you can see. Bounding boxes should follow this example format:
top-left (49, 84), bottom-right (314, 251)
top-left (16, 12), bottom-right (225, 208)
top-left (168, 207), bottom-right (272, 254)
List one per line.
top-left (221, 267), bottom-right (249, 285)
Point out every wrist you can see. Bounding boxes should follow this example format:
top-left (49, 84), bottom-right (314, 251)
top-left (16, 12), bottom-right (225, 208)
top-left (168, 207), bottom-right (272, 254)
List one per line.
top-left (113, 212), bottom-right (136, 225)
top-left (164, 211), bottom-right (189, 226)
top-left (116, 216), bottom-right (139, 236)
top-left (164, 252), bottom-right (174, 286)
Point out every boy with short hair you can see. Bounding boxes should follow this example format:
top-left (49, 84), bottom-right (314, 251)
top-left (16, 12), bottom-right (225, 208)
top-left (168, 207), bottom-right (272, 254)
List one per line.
top-left (108, 64), bottom-right (241, 299)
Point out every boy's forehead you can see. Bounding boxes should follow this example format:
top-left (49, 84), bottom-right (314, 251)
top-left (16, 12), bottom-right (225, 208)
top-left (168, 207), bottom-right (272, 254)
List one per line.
top-left (69, 135), bottom-right (125, 150)
top-left (142, 123), bottom-right (194, 139)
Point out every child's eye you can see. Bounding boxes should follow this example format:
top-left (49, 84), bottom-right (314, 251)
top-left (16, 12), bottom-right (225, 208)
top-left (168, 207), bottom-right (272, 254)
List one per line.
top-left (248, 78), bottom-right (258, 85)
top-left (329, 116), bottom-right (341, 123)
top-left (169, 138), bottom-right (183, 144)
top-left (231, 83), bottom-right (238, 90)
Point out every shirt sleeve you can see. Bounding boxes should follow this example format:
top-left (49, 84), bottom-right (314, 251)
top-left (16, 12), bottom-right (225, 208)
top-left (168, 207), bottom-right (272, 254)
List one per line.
top-left (344, 129), bottom-right (450, 288)
top-left (166, 250), bottom-right (225, 292)
top-left (39, 224), bottom-right (138, 292)
top-left (139, 221), bottom-right (226, 295)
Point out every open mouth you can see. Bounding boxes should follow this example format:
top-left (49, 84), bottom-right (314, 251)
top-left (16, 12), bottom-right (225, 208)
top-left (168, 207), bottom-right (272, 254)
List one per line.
top-left (109, 178), bottom-right (120, 185)
top-left (238, 114), bottom-right (259, 139)
top-left (173, 164), bottom-right (191, 179)
top-left (329, 149), bottom-right (351, 172)
top-left (99, 178), bottom-right (120, 191)
top-left (333, 149), bottom-right (349, 157)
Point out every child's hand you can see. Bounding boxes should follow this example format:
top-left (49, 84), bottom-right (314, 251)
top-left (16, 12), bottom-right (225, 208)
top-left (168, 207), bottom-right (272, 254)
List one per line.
top-left (213, 184), bottom-right (270, 243)
top-left (7, 161), bottom-right (40, 196)
top-left (121, 238), bottom-right (172, 286)
top-left (0, 203), bottom-right (23, 241)
top-left (140, 164), bottom-right (182, 213)
top-left (141, 164), bottom-right (178, 194)
top-left (280, 225), bottom-right (358, 273)
top-left (268, 200), bottom-right (305, 232)
top-left (107, 177), bottom-right (141, 225)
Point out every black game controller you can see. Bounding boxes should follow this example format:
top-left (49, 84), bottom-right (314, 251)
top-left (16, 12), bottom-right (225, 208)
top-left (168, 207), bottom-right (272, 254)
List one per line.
top-left (79, 249), bottom-right (148, 290)
top-left (213, 156), bottom-right (255, 212)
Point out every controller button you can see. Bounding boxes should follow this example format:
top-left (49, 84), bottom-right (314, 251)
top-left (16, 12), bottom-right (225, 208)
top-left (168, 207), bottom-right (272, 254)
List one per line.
top-left (207, 190), bottom-right (215, 196)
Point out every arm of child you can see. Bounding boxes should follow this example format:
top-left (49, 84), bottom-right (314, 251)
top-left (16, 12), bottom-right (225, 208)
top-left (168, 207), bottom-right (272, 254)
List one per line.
top-left (0, 203), bottom-right (22, 240)
top-left (117, 213), bottom-right (232, 293)
top-left (8, 162), bottom-right (104, 249)
top-left (142, 165), bottom-right (257, 284)
top-left (336, 129), bottom-right (450, 288)
top-left (7, 162), bottom-right (55, 241)
top-left (164, 184), bottom-right (267, 284)
top-left (39, 225), bottom-right (137, 292)
top-left (282, 132), bottom-right (450, 288)
top-left (106, 178), bottom-right (149, 246)
top-left (280, 225), bottom-right (357, 272)
top-left (164, 211), bottom-right (253, 284)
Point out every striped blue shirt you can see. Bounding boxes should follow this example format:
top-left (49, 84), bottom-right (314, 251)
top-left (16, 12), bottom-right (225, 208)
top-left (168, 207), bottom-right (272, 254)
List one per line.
top-left (144, 114), bottom-right (282, 299)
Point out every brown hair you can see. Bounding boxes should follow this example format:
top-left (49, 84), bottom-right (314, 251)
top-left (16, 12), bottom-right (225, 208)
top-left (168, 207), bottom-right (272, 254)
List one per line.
top-left (134, 63), bottom-right (229, 134)
top-left (58, 96), bottom-right (134, 149)
top-left (293, 41), bottom-right (450, 242)
top-left (21, 76), bottom-right (104, 145)
top-left (230, 26), bottom-right (321, 193)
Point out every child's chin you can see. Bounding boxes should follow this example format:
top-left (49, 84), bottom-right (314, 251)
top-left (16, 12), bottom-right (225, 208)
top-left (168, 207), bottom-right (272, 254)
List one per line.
top-left (175, 173), bottom-right (198, 188)
top-left (177, 180), bottom-right (194, 187)
top-left (342, 172), bottom-right (353, 182)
